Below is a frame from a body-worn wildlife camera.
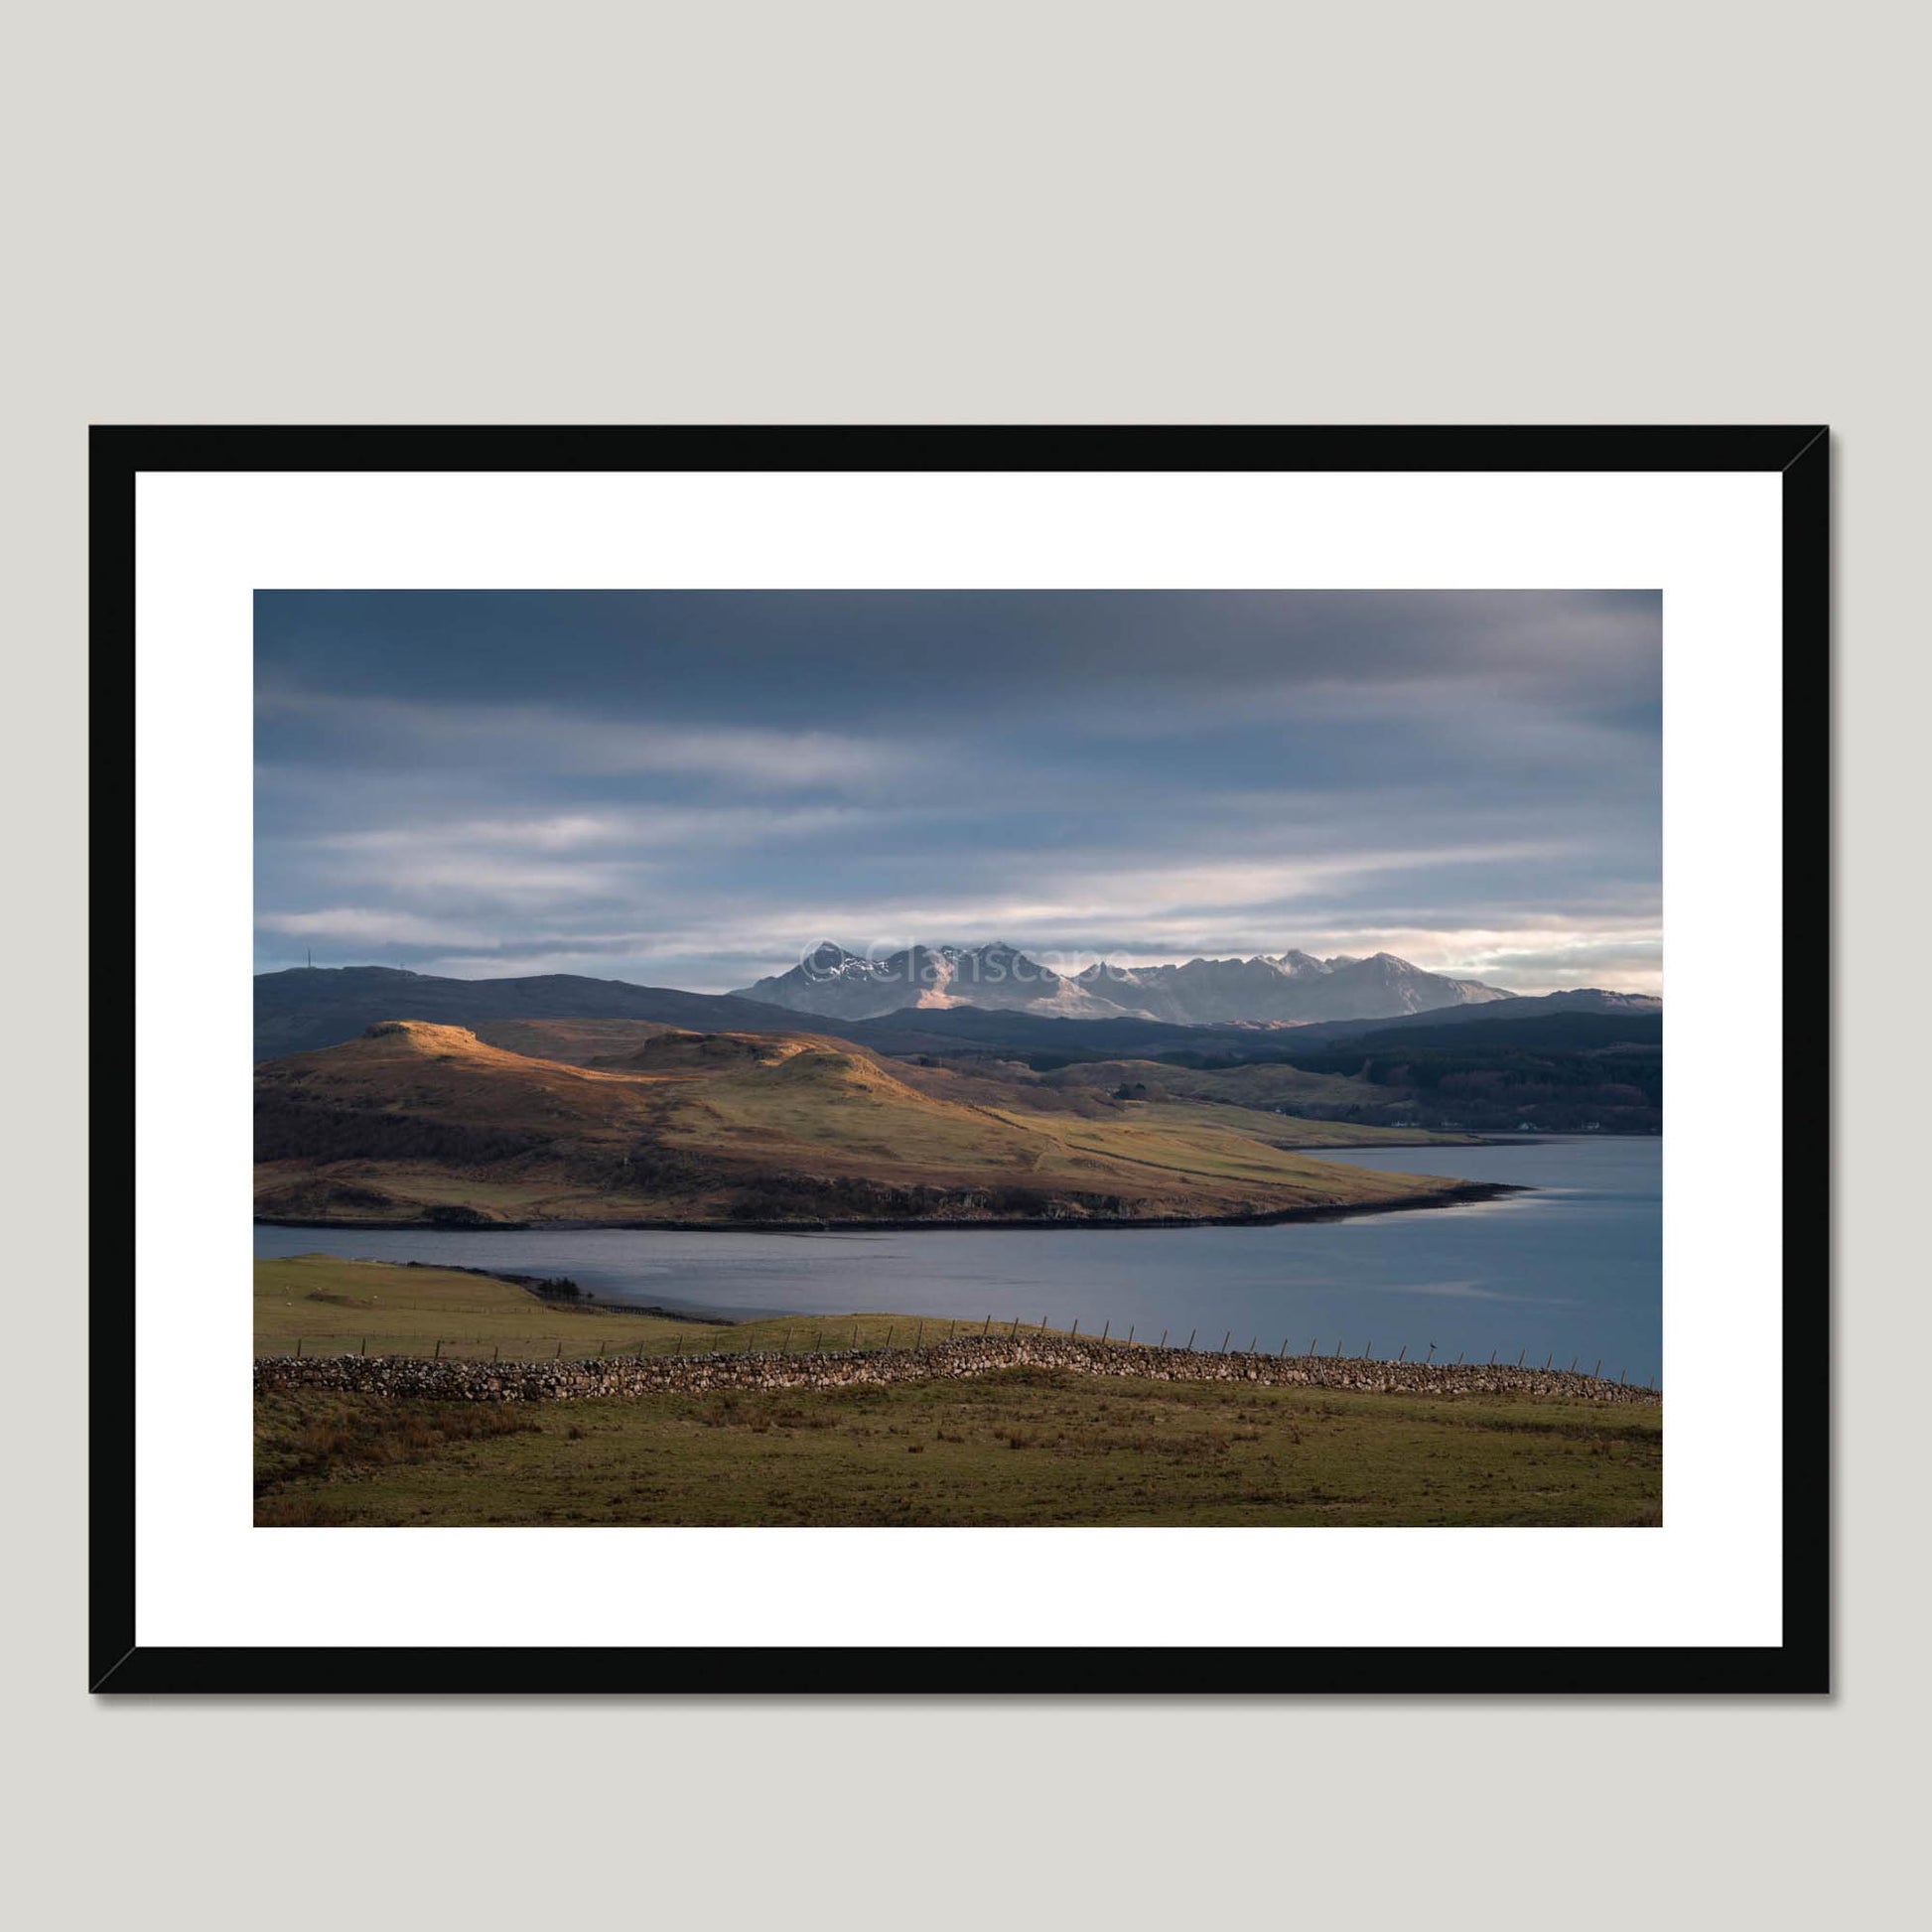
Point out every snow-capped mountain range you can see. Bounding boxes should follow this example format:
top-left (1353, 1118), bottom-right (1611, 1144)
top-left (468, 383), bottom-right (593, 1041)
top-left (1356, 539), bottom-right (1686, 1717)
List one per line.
top-left (735, 942), bottom-right (1515, 1026)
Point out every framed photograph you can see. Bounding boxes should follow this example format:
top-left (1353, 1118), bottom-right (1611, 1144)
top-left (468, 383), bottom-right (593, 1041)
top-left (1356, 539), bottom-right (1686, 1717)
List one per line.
top-left (92, 425), bottom-right (1827, 1694)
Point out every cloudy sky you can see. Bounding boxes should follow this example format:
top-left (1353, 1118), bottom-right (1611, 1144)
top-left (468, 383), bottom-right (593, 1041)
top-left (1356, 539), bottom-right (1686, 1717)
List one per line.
top-left (255, 590), bottom-right (1662, 995)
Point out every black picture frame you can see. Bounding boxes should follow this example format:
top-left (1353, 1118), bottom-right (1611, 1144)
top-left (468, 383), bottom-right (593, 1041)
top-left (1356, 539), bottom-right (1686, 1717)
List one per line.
top-left (91, 424), bottom-right (1830, 1696)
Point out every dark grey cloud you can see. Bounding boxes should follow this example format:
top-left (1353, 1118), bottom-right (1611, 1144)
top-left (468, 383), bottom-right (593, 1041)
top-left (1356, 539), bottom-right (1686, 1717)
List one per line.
top-left (255, 591), bottom-right (1661, 994)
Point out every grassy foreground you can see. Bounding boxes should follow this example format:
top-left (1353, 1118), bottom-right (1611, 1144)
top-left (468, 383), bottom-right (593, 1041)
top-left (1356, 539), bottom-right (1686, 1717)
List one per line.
top-left (255, 1256), bottom-right (1660, 1526)
top-left (255, 1371), bottom-right (1661, 1528)
top-left (256, 1255), bottom-right (1064, 1358)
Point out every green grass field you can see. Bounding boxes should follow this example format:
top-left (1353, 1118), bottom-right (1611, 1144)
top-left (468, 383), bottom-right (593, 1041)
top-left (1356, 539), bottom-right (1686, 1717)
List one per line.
top-left (255, 1370), bottom-right (1661, 1527)
top-left (255, 1255), bottom-right (1661, 1527)
top-left (256, 1254), bottom-right (1061, 1359)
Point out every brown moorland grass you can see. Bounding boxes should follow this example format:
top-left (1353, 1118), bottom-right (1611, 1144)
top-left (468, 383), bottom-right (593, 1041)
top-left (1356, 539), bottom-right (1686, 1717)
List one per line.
top-left (886, 1054), bottom-right (1474, 1145)
top-left (463, 1020), bottom-right (1465, 1152)
top-left (253, 1369), bottom-right (1662, 1528)
top-left (254, 1019), bottom-right (1476, 1226)
top-left (470, 1017), bottom-right (675, 1063)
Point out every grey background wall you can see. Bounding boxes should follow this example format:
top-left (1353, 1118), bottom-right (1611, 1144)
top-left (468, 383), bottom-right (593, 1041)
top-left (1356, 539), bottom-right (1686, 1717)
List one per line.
top-left (7, 4), bottom-right (1918, 1927)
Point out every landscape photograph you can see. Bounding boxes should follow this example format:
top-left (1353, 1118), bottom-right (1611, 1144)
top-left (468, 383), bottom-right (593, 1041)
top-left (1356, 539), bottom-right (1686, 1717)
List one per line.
top-left (253, 589), bottom-right (1663, 1528)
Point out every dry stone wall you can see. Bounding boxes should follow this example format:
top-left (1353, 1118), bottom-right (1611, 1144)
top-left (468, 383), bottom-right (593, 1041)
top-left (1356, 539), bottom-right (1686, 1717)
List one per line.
top-left (256, 1335), bottom-right (1660, 1406)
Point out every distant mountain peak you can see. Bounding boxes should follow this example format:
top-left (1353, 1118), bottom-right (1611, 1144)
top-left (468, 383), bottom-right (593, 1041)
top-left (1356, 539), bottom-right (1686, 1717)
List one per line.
top-left (735, 942), bottom-right (1510, 1027)
top-left (737, 939), bottom-right (1127, 1023)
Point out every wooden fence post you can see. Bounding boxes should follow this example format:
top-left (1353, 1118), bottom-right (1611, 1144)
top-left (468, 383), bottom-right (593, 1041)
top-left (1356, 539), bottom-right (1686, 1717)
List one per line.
top-left (1220, 1331), bottom-right (1231, 1353)
top-left (1101, 1320), bottom-right (1110, 1343)
top-left (434, 1338), bottom-right (442, 1361)
top-left (296, 1337), bottom-right (303, 1358)
top-left (1127, 1325), bottom-right (1135, 1345)
top-left (1185, 1328), bottom-right (1196, 1351)
top-left (1070, 1318), bottom-right (1079, 1337)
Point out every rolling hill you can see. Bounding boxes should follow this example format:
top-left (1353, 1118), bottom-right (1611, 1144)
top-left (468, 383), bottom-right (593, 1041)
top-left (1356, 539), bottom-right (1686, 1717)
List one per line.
top-left (254, 1019), bottom-right (1492, 1228)
top-left (470, 1017), bottom-right (676, 1062)
top-left (257, 965), bottom-right (1657, 1063)
top-left (839, 987), bottom-right (1661, 1059)
top-left (1022, 1003), bottom-right (1663, 1135)
top-left (254, 966), bottom-right (800, 1062)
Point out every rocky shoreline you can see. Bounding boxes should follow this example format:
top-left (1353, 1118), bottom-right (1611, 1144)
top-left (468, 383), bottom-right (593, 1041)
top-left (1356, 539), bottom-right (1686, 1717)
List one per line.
top-left (256, 1329), bottom-right (1657, 1407)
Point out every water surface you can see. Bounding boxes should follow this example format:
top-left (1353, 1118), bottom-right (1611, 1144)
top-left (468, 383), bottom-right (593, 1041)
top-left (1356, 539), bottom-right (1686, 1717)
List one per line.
top-left (254, 1136), bottom-right (1661, 1380)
